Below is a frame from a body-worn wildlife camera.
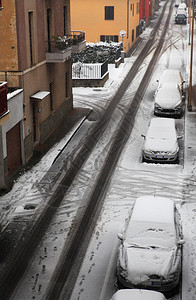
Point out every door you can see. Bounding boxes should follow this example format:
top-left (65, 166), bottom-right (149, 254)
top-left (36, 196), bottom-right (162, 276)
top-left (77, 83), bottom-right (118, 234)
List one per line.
top-left (6, 123), bottom-right (22, 176)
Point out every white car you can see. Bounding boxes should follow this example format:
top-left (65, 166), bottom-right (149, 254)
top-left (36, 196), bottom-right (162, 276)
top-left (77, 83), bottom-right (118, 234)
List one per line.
top-left (154, 82), bottom-right (182, 117)
top-left (111, 289), bottom-right (166, 300)
top-left (117, 196), bottom-right (184, 293)
top-left (178, 2), bottom-right (187, 10)
top-left (142, 118), bottom-right (181, 163)
top-left (157, 69), bottom-right (184, 93)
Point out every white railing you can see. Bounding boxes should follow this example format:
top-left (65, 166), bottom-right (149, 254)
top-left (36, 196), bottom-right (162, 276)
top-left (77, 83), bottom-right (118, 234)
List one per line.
top-left (72, 61), bottom-right (108, 79)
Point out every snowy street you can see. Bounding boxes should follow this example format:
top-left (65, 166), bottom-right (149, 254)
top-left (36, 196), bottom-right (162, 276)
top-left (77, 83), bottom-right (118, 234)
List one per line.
top-left (1, 1), bottom-right (196, 299)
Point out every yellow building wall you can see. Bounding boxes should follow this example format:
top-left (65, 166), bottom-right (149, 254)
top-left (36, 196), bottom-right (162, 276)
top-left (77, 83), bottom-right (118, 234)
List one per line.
top-left (71, 0), bottom-right (140, 53)
top-left (0, 0), bottom-right (18, 71)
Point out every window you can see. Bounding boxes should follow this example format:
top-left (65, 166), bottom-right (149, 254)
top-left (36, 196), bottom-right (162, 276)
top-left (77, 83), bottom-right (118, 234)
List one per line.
top-left (132, 29), bottom-right (134, 42)
top-left (0, 0), bottom-right (3, 9)
top-left (47, 8), bottom-right (51, 52)
top-left (132, 4), bottom-right (134, 16)
top-left (105, 6), bottom-right (114, 20)
top-left (100, 35), bottom-right (118, 43)
top-left (65, 72), bottom-right (69, 98)
top-left (137, 2), bottom-right (140, 14)
top-left (63, 6), bottom-right (68, 36)
top-left (28, 11), bottom-right (34, 66)
top-left (49, 82), bottom-right (54, 110)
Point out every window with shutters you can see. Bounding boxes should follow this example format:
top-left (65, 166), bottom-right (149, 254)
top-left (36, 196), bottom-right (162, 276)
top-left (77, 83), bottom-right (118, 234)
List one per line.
top-left (105, 6), bottom-right (114, 20)
top-left (100, 35), bottom-right (118, 42)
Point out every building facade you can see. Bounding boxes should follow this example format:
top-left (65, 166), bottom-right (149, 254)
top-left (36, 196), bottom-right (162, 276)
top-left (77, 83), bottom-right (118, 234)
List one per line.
top-left (71, 0), bottom-right (140, 54)
top-left (0, 0), bottom-right (75, 187)
top-left (0, 0), bottom-right (73, 163)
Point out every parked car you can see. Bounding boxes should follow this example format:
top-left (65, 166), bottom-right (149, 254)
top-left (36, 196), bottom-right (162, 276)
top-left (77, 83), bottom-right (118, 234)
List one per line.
top-left (111, 289), bottom-right (167, 300)
top-left (141, 118), bottom-right (182, 163)
top-left (154, 83), bottom-right (182, 117)
top-left (175, 9), bottom-right (187, 24)
top-left (175, 0), bottom-right (181, 7)
top-left (157, 69), bottom-right (184, 94)
top-left (178, 2), bottom-right (187, 10)
top-left (116, 196), bottom-right (184, 293)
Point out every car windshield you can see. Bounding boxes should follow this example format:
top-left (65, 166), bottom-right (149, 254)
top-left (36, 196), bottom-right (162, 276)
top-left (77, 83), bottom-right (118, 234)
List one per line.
top-left (177, 14), bottom-right (186, 18)
top-left (125, 221), bottom-right (176, 249)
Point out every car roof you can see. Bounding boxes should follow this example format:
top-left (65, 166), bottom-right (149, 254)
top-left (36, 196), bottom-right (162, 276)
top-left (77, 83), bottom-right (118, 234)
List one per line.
top-left (147, 118), bottom-right (176, 139)
top-left (111, 289), bottom-right (166, 300)
top-left (159, 69), bottom-right (183, 84)
top-left (131, 196), bottom-right (175, 224)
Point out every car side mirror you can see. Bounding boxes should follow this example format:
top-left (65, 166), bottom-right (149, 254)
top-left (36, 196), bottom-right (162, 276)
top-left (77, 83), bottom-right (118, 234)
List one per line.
top-left (178, 239), bottom-right (185, 245)
top-left (117, 233), bottom-right (123, 240)
top-left (177, 136), bottom-right (183, 140)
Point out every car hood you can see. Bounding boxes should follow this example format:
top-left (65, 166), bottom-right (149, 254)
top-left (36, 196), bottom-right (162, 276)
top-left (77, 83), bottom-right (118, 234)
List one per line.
top-left (144, 138), bottom-right (178, 152)
top-left (155, 97), bottom-right (181, 109)
top-left (126, 247), bottom-right (175, 285)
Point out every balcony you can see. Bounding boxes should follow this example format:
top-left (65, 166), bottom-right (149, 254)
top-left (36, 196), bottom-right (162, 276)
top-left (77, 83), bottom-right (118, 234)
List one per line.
top-left (69, 31), bottom-right (86, 53)
top-left (46, 37), bottom-right (72, 63)
top-left (0, 82), bottom-right (9, 125)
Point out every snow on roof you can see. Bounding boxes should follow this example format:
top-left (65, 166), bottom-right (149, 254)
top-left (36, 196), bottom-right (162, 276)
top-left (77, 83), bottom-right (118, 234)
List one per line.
top-left (31, 91), bottom-right (50, 100)
top-left (159, 69), bottom-right (183, 84)
top-left (131, 196), bottom-right (174, 224)
top-left (124, 196), bottom-right (176, 247)
top-left (147, 118), bottom-right (176, 140)
top-left (111, 289), bottom-right (166, 300)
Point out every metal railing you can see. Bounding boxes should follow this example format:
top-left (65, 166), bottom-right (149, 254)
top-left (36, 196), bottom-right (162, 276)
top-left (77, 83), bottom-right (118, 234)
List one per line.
top-left (46, 37), bottom-right (71, 53)
top-left (69, 31), bottom-right (85, 45)
top-left (46, 31), bottom-right (85, 53)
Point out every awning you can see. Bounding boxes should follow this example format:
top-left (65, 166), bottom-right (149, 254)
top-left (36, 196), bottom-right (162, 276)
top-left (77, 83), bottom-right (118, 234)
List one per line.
top-left (30, 91), bottom-right (50, 102)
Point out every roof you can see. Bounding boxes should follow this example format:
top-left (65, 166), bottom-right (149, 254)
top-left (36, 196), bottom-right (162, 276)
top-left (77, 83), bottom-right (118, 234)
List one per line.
top-left (147, 118), bottom-right (176, 139)
top-left (31, 91), bottom-right (50, 101)
top-left (159, 69), bottom-right (183, 85)
top-left (131, 196), bottom-right (174, 224)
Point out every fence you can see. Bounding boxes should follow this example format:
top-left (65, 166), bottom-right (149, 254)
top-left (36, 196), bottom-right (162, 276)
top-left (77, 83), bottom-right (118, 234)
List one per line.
top-left (72, 60), bottom-right (108, 79)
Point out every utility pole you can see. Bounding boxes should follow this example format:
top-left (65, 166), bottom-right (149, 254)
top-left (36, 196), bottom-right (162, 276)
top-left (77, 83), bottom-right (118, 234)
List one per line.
top-left (188, 0), bottom-right (194, 111)
top-left (189, 0), bottom-right (191, 45)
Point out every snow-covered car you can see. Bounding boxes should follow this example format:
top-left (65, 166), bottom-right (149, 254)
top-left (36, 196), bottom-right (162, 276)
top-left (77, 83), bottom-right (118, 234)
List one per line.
top-left (141, 118), bottom-right (182, 163)
top-left (116, 196), bottom-right (184, 293)
top-left (178, 2), bottom-right (187, 10)
top-left (111, 289), bottom-right (167, 300)
top-left (154, 82), bottom-right (182, 117)
top-left (157, 69), bottom-right (184, 93)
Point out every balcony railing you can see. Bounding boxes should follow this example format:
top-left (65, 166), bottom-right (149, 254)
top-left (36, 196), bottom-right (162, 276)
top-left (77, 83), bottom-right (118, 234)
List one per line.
top-left (69, 31), bottom-right (85, 45)
top-left (0, 82), bottom-right (8, 118)
top-left (46, 37), bottom-right (72, 63)
top-left (69, 31), bottom-right (86, 53)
